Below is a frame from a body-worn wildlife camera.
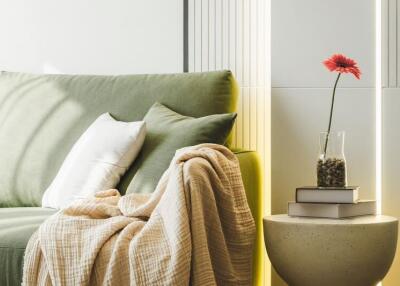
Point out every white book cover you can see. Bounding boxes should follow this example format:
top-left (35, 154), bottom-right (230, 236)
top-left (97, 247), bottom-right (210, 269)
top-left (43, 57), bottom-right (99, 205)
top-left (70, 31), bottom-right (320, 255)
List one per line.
top-left (288, 200), bottom-right (376, 218)
top-left (296, 186), bottom-right (359, 203)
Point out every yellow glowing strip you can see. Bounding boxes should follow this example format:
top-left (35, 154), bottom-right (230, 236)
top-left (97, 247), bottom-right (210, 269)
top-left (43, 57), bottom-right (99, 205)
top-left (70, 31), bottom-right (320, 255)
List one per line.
top-left (376, 0), bottom-right (382, 218)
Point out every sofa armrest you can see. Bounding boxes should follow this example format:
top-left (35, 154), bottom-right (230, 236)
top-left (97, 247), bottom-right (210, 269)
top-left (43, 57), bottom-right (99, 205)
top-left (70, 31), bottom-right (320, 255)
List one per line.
top-left (233, 149), bottom-right (264, 286)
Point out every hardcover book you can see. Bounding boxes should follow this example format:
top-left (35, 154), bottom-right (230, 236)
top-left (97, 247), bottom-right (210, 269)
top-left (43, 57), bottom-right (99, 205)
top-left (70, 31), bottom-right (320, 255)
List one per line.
top-left (288, 200), bottom-right (376, 218)
top-left (296, 186), bottom-right (359, 203)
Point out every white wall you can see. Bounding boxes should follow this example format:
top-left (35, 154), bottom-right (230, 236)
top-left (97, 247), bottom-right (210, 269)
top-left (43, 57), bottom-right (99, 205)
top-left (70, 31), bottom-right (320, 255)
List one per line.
top-left (272, 0), bottom-right (376, 213)
top-left (0, 0), bottom-right (183, 74)
top-left (272, 0), bottom-right (375, 88)
top-left (272, 0), bottom-right (377, 285)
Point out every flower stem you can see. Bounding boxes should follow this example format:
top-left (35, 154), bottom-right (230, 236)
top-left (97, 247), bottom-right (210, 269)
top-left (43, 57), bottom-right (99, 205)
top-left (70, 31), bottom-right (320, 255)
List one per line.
top-left (323, 73), bottom-right (341, 158)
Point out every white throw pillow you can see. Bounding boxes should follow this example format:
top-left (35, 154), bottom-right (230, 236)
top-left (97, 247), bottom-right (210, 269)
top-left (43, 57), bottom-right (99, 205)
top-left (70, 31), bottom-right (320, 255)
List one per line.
top-left (42, 113), bottom-right (146, 209)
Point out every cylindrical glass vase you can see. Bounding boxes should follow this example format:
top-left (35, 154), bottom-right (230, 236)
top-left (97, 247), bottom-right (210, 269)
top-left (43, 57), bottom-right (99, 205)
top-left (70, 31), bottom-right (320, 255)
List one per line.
top-left (317, 131), bottom-right (347, 187)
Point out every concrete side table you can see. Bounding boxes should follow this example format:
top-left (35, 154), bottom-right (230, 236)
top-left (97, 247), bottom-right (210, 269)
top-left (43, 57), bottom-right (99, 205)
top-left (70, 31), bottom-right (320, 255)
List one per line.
top-left (264, 215), bottom-right (398, 286)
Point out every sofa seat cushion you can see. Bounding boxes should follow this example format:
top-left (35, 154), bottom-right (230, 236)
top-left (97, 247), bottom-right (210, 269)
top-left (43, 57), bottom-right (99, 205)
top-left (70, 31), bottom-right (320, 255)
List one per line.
top-left (0, 207), bottom-right (56, 286)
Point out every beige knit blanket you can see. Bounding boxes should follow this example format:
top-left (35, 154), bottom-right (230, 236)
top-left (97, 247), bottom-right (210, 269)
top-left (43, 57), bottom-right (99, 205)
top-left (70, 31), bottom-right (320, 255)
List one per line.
top-left (23, 144), bottom-right (256, 286)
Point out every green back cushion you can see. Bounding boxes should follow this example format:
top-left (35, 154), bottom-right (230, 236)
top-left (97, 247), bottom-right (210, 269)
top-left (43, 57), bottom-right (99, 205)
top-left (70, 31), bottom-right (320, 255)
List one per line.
top-left (0, 71), bottom-right (238, 207)
top-left (119, 102), bottom-right (236, 194)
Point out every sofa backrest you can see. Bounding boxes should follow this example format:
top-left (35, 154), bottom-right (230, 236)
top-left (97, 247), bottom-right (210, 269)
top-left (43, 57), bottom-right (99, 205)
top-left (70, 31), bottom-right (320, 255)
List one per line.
top-left (0, 71), bottom-right (237, 207)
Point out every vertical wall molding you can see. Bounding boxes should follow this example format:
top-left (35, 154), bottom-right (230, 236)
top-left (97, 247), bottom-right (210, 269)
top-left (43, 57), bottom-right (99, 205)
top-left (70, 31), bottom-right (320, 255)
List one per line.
top-left (183, 0), bottom-right (189, 72)
top-left (188, 0), bottom-right (271, 285)
top-left (383, 0), bottom-right (399, 87)
top-left (398, 0), bottom-right (400, 86)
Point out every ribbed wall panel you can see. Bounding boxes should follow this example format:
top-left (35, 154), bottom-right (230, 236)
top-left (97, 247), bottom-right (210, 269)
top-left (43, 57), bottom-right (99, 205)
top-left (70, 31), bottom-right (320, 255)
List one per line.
top-left (188, 0), bottom-right (270, 148)
top-left (188, 0), bottom-right (271, 284)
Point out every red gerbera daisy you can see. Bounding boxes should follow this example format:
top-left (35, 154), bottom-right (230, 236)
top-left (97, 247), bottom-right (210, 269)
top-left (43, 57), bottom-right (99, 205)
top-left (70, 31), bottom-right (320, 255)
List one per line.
top-left (323, 54), bottom-right (361, 79)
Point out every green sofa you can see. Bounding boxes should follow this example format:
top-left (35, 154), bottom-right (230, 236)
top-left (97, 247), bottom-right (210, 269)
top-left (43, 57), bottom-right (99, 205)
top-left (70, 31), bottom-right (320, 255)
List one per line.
top-left (0, 70), bottom-right (263, 285)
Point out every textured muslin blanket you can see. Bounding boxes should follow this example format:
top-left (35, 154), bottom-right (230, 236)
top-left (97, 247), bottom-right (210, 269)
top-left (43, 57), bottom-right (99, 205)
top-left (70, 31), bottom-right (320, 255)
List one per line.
top-left (23, 144), bottom-right (256, 286)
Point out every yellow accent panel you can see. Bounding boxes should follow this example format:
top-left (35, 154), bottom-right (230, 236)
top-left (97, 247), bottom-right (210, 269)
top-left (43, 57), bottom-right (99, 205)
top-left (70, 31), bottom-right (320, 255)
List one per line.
top-left (234, 150), bottom-right (264, 286)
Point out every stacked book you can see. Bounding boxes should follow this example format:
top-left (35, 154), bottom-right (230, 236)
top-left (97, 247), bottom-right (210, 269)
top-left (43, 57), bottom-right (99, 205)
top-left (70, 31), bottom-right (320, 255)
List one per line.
top-left (288, 186), bottom-right (376, 219)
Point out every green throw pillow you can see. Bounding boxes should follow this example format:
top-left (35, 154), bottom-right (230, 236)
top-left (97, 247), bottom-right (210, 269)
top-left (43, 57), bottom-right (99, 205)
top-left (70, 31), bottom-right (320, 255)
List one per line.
top-left (119, 102), bottom-right (237, 194)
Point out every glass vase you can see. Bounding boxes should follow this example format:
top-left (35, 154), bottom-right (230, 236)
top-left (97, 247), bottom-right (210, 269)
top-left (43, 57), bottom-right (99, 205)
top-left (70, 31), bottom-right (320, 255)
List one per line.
top-left (317, 131), bottom-right (347, 187)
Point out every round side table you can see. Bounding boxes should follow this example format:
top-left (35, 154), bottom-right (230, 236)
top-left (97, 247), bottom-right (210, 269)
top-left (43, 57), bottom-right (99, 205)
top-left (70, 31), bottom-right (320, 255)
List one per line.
top-left (263, 215), bottom-right (398, 286)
